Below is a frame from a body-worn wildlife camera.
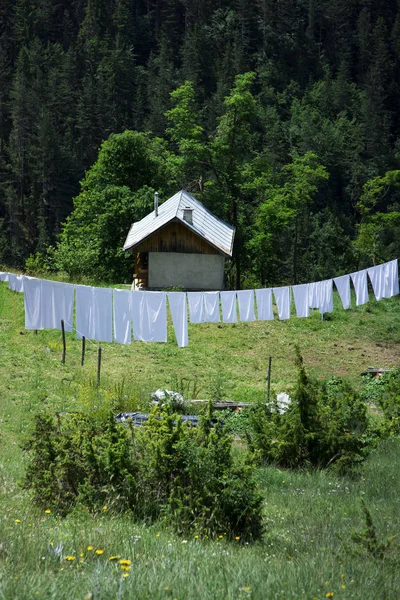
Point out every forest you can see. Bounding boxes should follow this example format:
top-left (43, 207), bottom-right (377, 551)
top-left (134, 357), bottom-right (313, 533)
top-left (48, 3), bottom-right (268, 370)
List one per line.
top-left (1, 0), bottom-right (400, 287)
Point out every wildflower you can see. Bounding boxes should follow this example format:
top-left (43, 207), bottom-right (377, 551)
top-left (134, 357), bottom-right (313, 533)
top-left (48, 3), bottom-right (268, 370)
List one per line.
top-left (87, 546), bottom-right (93, 551)
top-left (15, 520), bottom-right (21, 524)
top-left (194, 535), bottom-right (199, 539)
top-left (240, 587), bottom-right (251, 592)
top-left (123, 573), bottom-right (129, 578)
top-left (108, 555), bottom-right (121, 562)
top-left (121, 565), bottom-right (131, 572)
top-left (95, 549), bottom-right (104, 555)
top-left (341, 585), bottom-right (346, 590)
top-left (235, 536), bottom-right (240, 541)
top-left (182, 540), bottom-right (188, 544)
top-left (326, 594), bottom-right (334, 598)
top-left (155, 533), bottom-right (160, 538)
top-left (119, 559), bottom-right (132, 566)
top-left (218, 535), bottom-right (223, 539)
top-left (65, 556), bottom-right (76, 561)
top-left (49, 542), bottom-right (54, 546)
top-left (44, 509), bottom-right (51, 514)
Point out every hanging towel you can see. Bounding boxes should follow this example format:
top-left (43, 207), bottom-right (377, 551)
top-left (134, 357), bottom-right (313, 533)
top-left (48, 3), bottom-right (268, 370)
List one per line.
top-left (350, 270), bottom-right (369, 306)
top-left (203, 291), bottom-right (220, 322)
top-left (8, 273), bottom-right (16, 291)
top-left (308, 282), bottom-right (319, 309)
top-left (113, 289), bottom-right (132, 345)
top-left (292, 284), bottom-right (310, 318)
top-left (76, 285), bottom-right (94, 339)
top-left (368, 263), bottom-right (387, 301)
top-left (236, 290), bottom-right (256, 322)
top-left (15, 275), bottom-right (24, 292)
top-left (273, 287), bottom-right (291, 320)
top-left (92, 287), bottom-right (113, 342)
top-left (333, 274), bottom-right (351, 309)
top-left (0, 272), bottom-right (8, 281)
top-left (41, 280), bottom-right (74, 331)
top-left (385, 259), bottom-right (399, 297)
top-left (220, 291), bottom-right (238, 323)
top-left (319, 279), bottom-right (333, 314)
top-left (255, 288), bottom-right (274, 321)
top-left (168, 292), bottom-right (188, 347)
top-left (131, 291), bottom-right (167, 343)
top-left (187, 292), bottom-right (205, 323)
top-left (23, 276), bottom-right (43, 330)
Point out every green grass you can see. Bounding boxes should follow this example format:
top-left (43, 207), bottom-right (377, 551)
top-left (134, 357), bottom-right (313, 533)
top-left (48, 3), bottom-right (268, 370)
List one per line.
top-left (0, 282), bottom-right (399, 599)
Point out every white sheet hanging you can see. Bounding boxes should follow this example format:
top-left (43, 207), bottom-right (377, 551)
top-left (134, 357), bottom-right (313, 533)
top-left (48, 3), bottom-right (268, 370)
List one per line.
top-left (187, 292), bottom-right (204, 323)
top-left (23, 276), bottom-right (43, 330)
top-left (76, 285), bottom-right (94, 339)
top-left (292, 284), bottom-right (310, 318)
top-left (333, 274), bottom-right (351, 309)
top-left (0, 272), bottom-right (9, 281)
top-left (385, 259), bottom-right (399, 297)
top-left (236, 290), bottom-right (256, 322)
top-left (92, 287), bottom-right (113, 342)
top-left (255, 288), bottom-right (274, 321)
top-left (203, 291), bottom-right (220, 322)
top-left (350, 270), bottom-right (369, 306)
top-left (113, 289), bottom-right (132, 345)
top-left (8, 273), bottom-right (16, 291)
top-left (319, 279), bottom-right (333, 314)
top-left (14, 275), bottom-right (24, 292)
top-left (41, 280), bottom-right (74, 331)
top-left (131, 291), bottom-right (167, 343)
top-left (273, 287), bottom-right (291, 320)
top-left (368, 263), bottom-right (387, 301)
top-left (168, 292), bottom-right (188, 347)
top-left (220, 291), bottom-right (238, 323)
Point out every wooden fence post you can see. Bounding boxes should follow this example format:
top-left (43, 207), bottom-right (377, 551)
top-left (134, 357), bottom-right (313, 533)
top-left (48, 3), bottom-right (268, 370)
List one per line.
top-left (61, 320), bottom-right (66, 364)
top-left (267, 356), bottom-right (272, 403)
top-left (97, 346), bottom-right (102, 387)
top-left (81, 336), bottom-right (86, 366)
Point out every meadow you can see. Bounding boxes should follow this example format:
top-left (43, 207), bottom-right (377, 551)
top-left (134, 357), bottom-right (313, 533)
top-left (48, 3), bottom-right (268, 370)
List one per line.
top-left (0, 281), bottom-right (399, 599)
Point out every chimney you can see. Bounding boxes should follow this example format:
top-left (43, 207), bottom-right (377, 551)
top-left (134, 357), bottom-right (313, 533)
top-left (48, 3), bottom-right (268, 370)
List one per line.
top-left (154, 191), bottom-right (159, 217)
top-left (183, 207), bottom-right (193, 225)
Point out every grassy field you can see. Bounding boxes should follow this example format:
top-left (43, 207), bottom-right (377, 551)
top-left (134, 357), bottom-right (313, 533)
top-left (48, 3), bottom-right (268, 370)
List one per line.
top-left (0, 281), bottom-right (399, 599)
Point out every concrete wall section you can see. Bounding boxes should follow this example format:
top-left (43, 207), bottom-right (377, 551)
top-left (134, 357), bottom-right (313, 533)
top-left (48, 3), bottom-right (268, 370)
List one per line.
top-left (148, 252), bottom-right (225, 290)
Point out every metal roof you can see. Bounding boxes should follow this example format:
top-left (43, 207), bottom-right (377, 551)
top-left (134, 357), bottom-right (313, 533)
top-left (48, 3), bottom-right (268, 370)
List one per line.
top-left (123, 190), bottom-right (235, 257)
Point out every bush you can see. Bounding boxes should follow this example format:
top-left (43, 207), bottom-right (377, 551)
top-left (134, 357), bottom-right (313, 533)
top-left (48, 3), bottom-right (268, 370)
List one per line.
top-left (361, 369), bottom-right (400, 435)
top-left (246, 347), bottom-right (372, 472)
top-left (25, 403), bottom-right (263, 541)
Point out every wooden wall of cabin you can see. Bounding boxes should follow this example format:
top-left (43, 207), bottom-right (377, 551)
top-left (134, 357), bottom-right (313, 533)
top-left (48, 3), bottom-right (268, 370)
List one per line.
top-left (133, 220), bottom-right (220, 255)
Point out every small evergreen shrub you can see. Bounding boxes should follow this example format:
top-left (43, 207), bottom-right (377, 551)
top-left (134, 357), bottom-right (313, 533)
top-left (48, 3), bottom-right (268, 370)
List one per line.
top-left (246, 347), bottom-right (372, 472)
top-left (25, 403), bottom-right (263, 541)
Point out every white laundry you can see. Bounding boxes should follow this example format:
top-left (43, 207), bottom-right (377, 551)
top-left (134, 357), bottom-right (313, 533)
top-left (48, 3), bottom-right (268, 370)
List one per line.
top-left (273, 287), bottom-right (291, 320)
top-left (113, 289), bottom-right (132, 345)
top-left (8, 273), bottom-right (16, 291)
top-left (308, 282), bottom-right (319, 309)
top-left (236, 290), bottom-right (256, 322)
top-left (76, 285), bottom-right (94, 339)
top-left (0, 272), bottom-right (8, 281)
top-left (15, 275), bottom-right (24, 292)
top-left (368, 263), bottom-right (387, 301)
top-left (23, 276), bottom-right (43, 330)
top-left (350, 270), bottom-right (369, 306)
top-left (41, 280), bottom-right (74, 331)
top-left (292, 284), bottom-right (310, 318)
top-left (187, 292), bottom-right (204, 323)
top-left (220, 291), bottom-right (238, 323)
top-left (255, 288), bottom-right (274, 321)
top-left (92, 287), bottom-right (113, 342)
top-left (131, 291), bottom-right (167, 343)
top-left (333, 274), bottom-right (351, 309)
top-left (203, 291), bottom-right (220, 322)
top-left (319, 279), bottom-right (333, 314)
top-left (167, 292), bottom-right (188, 347)
top-left (385, 259), bottom-right (399, 297)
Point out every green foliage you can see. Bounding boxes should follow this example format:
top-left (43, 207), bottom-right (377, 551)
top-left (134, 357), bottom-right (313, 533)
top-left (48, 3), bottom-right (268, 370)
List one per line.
top-left (25, 405), bottom-right (263, 541)
top-left (247, 348), bottom-right (371, 472)
top-left (361, 369), bottom-right (400, 435)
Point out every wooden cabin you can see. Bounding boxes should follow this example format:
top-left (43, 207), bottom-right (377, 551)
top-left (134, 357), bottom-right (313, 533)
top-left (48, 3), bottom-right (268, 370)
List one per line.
top-left (123, 190), bottom-right (235, 290)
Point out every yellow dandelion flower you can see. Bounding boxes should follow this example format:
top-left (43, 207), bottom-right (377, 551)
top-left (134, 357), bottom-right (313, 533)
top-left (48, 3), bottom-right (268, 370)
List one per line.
top-left (87, 546), bottom-right (93, 551)
top-left (155, 533), bottom-right (160, 538)
top-left (50, 542), bottom-right (54, 546)
top-left (121, 565), bottom-right (131, 572)
top-left (326, 593), bottom-right (334, 598)
top-left (44, 509), bottom-right (51, 514)
top-left (194, 535), bottom-right (199, 539)
top-left (119, 559), bottom-right (132, 566)
top-left (65, 556), bottom-right (76, 561)
top-left (341, 585), bottom-right (346, 590)
top-left (95, 549), bottom-right (104, 555)
top-left (123, 573), bottom-right (129, 578)
top-left (15, 519), bottom-right (21, 524)
top-left (218, 535), bottom-right (223, 539)
top-left (103, 506), bottom-right (107, 512)
top-left (235, 536), bottom-right (240, 541)
top-left (108, 556), bottom-right (121, 561)
top-left (80, 552), bottom-right (84, 558)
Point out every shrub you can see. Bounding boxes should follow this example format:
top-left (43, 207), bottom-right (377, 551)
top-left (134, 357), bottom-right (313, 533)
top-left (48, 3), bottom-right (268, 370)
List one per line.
top-left (246, 347), bottom-right (372, 472)
top-left (361, 369), bottom-right (400, 435)
top-left (24, 403), bottom-right (263, 541)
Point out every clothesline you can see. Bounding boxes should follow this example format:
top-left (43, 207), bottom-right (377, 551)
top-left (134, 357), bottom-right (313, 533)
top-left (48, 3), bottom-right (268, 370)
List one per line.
top-left (0, 259), bottom-right (398, 348)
